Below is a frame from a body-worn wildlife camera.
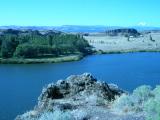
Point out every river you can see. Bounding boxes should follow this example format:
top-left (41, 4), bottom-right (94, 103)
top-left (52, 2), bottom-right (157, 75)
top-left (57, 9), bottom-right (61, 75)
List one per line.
top-left (0, 52), bottom-right (160, 120)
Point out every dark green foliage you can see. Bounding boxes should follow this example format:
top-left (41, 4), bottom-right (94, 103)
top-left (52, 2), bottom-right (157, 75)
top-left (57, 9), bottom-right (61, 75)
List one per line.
top-left (55, 44), bottom-right (78, 55)
top-left (149, 35), bottom-right (152, 41)
top-left (14, 44), bottom-right (54, 58)
top-left (3, 29), bottom-right (20, 35)
top-left (47, 35), bottom-right (53, 46)
top-left (149, 35), bottom-right (155, 42)
top-left (0, 29), bottom-right (91, 59)
top-left (1, 35), bottom-right (19, 58)
top-left (0, 37), bottom-right (2, 56)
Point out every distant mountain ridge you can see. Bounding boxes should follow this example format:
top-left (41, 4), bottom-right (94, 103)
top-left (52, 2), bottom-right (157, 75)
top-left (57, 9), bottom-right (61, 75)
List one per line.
top-left (0, 25), bottom-right (160, 32)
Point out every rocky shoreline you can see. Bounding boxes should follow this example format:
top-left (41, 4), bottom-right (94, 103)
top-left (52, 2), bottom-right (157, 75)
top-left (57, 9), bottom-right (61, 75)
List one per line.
top-left (16, 73), bottom-right (145, 120)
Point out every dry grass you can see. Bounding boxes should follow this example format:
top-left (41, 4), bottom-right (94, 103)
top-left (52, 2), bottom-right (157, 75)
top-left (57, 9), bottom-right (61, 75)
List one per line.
top-left (84, 32), bottom-right (160, 53)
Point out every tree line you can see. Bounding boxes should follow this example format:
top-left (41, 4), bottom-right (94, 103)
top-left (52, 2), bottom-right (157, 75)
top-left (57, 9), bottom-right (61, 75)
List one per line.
top-left (0, 29), bottom-right (91, 58)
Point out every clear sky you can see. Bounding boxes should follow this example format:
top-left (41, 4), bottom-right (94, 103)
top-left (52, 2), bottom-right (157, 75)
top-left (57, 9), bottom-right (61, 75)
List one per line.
top-left (0, 0), bottom-right (159, 26)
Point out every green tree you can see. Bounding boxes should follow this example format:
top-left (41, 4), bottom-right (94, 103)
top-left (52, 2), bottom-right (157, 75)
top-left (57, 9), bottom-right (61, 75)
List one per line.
top-left (1, 36), bottom-right (19, 58)
top-left (47, 35), bottom-right (53, 46)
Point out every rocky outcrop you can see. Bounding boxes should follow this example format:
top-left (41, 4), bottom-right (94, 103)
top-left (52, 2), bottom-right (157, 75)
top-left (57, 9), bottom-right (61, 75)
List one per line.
top-left (105, 28), bottom-right (140, 37)
top-left (16, 73), bottom-right (145, 120)
top-left (39, 73), bottom-right (123, 101)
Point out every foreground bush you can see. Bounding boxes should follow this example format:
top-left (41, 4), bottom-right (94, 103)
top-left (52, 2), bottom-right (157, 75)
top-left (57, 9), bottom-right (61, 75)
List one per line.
top-left (144, 86), bottom-right (160, 120)
top-left (112, 85), bottom-right (160, 120)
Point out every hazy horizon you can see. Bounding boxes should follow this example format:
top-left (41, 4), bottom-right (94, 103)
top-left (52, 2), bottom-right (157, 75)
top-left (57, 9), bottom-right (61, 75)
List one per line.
top-left (0, 25), bottom-right (160, 28)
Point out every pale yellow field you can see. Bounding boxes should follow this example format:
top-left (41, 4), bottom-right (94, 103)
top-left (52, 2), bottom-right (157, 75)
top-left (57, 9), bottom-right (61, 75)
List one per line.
top-left (84, 32), bottom-right (160, 52)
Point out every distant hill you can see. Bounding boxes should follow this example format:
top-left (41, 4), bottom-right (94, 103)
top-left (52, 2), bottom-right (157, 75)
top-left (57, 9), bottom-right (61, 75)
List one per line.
top-left (54, 25), bottom-right (123, 32)
top-left (0, 25), bottom-right (160, 33)
top-left (0, 25), bottom-right (122, 32)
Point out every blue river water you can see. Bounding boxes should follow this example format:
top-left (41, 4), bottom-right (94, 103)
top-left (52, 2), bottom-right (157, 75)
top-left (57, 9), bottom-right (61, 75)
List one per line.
top-left (0, 52), bottom-right (160, 120)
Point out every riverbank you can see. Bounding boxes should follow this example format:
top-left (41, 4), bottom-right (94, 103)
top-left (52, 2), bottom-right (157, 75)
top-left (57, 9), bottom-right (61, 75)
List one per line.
top-left (0, 54), bottom-right (83, 64)
top-left (95, 49), bottom-right (160, 54)
top-left (1, 49), bottom-right (160, 64)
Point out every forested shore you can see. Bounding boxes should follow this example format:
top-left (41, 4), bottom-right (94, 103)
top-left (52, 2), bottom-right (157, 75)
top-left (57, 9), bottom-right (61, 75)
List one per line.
top-left (0, 29), bottom-right (92, 63)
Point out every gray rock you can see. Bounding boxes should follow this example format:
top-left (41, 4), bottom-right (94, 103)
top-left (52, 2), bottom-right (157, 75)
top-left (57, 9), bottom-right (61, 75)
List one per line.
top-left (16, 73), bottom-right (143, 120)
top-left (37, 73), bottom-right (123, 107)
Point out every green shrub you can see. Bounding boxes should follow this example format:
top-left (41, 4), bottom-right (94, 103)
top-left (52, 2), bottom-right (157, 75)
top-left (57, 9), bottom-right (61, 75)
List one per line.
top-left (113, 85), bottom-right (160, 120)
top-left (112, 94), bottom-right (134, 113)
top-left (144, 85), bottom-right (160, 120)
top-left (144, 98), bottom-right (160, 120)
top-left (152, 85), bottom-right (160, 99)
top-left (132, 85), bottom-right (152, 103)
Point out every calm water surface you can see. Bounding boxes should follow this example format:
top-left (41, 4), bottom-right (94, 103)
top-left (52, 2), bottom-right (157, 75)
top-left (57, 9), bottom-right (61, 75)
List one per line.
top-left (0, 52), bottom-right (160, 120)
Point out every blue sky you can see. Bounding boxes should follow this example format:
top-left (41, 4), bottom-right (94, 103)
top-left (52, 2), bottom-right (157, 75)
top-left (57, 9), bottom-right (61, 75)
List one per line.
top-left (0, 0), bottom-right (159, 26)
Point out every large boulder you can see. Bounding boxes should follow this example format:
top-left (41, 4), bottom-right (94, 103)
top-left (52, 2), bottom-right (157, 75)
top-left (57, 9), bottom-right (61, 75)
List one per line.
top-left (16, 73), bottom-right (125, 120)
